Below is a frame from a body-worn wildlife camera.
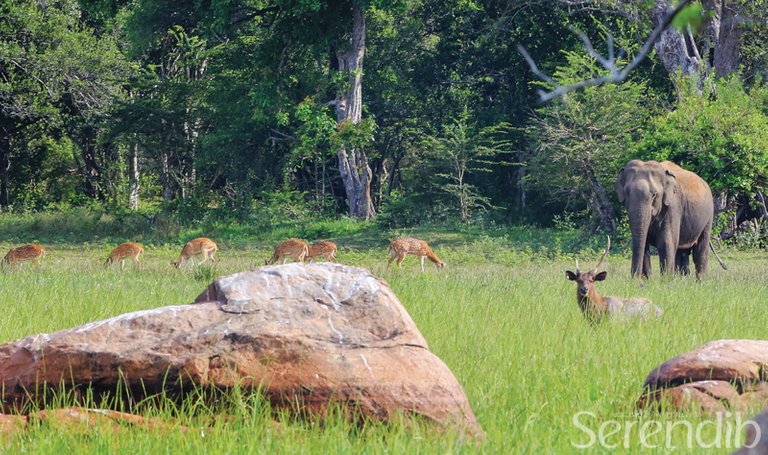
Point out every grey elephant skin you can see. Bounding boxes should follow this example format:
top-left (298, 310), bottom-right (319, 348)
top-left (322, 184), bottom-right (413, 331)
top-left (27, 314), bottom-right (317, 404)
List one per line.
top-left (615, 160), bottom-right (714, 278)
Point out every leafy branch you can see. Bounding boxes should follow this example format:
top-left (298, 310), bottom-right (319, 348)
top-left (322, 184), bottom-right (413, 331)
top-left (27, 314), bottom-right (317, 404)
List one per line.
top-left (517, 0), bottom-right (693, 102)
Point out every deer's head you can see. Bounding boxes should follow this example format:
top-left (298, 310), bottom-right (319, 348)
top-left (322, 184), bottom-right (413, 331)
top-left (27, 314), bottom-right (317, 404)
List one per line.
top-left (565, 236), bottom-right (611, 300)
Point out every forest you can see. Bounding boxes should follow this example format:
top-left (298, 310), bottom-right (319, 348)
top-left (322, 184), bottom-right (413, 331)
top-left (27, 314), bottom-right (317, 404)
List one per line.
top-left (1, 0), bottom-right (768, 238)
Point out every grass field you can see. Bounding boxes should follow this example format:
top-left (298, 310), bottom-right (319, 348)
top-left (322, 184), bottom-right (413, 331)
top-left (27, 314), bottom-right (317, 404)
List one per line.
top-left (0, 217), bottom-right (766, 453)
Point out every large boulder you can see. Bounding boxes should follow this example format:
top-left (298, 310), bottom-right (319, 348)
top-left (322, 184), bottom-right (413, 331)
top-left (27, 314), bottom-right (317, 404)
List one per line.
top-left (638, 340), bottom-right (768, 412)
top-left (0, 263), bottom-right (483, 437)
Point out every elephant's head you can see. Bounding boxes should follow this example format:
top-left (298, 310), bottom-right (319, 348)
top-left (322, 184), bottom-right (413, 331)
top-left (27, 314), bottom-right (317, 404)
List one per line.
top-left (615, 160), bottom-right (677, 276)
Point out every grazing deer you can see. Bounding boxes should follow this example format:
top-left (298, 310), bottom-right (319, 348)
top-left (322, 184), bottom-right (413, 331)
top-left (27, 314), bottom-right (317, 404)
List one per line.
top-left (265, 239), bottom-right (309, 265)
top-left (171, 237), bottom-right (218, 268)
top-left (307, 241), bottom-right (338, 263)
top-left (386, 237), bottom-right (445, 272)
top-left (3, 243), bottom-right (45, 265)
top-left (565, 236), bottom-right (663, 324)
top-left (104, 242), bottom-right (144, 270)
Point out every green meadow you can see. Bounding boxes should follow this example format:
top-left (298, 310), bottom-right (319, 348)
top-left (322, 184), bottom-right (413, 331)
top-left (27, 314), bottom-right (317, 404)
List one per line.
top-left (0, 213), bottom-right (766, 453)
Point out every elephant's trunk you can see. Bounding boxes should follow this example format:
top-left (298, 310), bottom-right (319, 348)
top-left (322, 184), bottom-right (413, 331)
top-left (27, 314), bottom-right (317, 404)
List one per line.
top-left (627, 196), bottom-right (652, 278)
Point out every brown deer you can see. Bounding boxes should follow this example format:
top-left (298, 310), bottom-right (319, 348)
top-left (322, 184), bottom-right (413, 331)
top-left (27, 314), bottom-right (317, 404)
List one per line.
top-left (307, 241), bottom-right (338, 263)
top-left (3, 243), bottom-right (45, 265)
top-left (565, 236), bottom-right (662, 324)
top-left (386, 237), bottom-right (445, 272)
top-left (265, 239), bottom-right (309, 265)
top-left (104, 242), bottom-right (144, 270)
top-left (171, 237), bottom-right (218, 268)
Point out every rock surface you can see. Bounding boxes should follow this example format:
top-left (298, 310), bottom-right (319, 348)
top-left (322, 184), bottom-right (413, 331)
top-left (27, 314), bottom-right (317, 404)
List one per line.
top-left (0, 263), bottom-right (483, 437)
top-left (638, 340), bottom-right (768, 412)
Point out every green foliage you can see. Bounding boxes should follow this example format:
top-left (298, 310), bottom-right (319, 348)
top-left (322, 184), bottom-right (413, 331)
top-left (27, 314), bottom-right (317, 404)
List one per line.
top-left (636, 76), bottom-right (768, 197)
top-left (671, 3), bottom-right (705, 33)
top-left (525, 50), bottom-right (653, 229)
top-left (420, 111), bottom-right (512, 224)
top-left (3, 0), bottom-right (768, 233)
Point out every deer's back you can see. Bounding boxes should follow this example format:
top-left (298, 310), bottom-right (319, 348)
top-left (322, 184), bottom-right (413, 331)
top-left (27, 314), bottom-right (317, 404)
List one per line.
top-left (606, 296), bottom-right (663, 320)
top-left (110, 242), bottom-right (144, 259)
top-left (275, 239), bottom-right (308, 258)
top-left (309, 241), bottom-right (336, 257)
top-left (390, 237), bottom-right (430, 255)
top-left (183, 238), bottom-right (217, 256)
top-left (5, 244), bottom-right (45, 264)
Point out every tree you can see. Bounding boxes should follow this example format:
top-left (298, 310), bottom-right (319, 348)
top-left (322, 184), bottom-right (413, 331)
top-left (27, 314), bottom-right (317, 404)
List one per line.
top-left (525, 51), bottom-right (652, 232)
top-left (0, 0), bottom-right (128, 208)
top-left (636, 76), bottom-right (768, 218)
top-left (423, 112), bottom-right (509, 224)
top-left (334, 2), bottom-right (375, 220)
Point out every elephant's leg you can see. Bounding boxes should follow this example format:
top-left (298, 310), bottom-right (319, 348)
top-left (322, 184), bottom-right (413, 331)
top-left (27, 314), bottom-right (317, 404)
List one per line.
top-left (676, 249), bottom-right (691, 275)
top-left (642, 244), bottom-right (652, 277)
top-left (692, 228), bottom-right (711, 278)
top-left (657, 236), bottom-right (678, 275)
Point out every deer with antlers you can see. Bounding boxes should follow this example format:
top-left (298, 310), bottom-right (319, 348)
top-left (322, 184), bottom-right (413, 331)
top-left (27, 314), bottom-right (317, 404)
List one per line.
top-left (565, 236), bottom-right (662, 324)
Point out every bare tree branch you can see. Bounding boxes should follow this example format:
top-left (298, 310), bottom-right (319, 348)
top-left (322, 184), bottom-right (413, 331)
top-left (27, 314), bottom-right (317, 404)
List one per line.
top-left (518, 0), bottom-right (693, 102)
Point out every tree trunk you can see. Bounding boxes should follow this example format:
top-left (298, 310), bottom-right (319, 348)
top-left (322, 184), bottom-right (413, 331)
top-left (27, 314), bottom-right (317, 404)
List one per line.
top-left (700, 0), bottom-right (722, 72)
top-left (585, 168), bottom-right (616, 233)
top-left (713, 1), bottom-right (741, 76)
top-left (80, 127), bottom-right (102, 200)
top-left (0, 131), bottom-right (11, 208)
top-left (335, 3), bottom-right (375, 220)
top-left (161, 151), bottom-right (173, 203)
top-left (128, 140), bottom-right (140, 210)
top-left (647, 0), bottom-right (742, 80)
top-left (648, 0), bottom-right (701, 76)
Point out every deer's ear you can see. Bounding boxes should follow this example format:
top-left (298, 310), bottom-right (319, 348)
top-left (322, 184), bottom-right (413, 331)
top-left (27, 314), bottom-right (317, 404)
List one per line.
top-left (594, 271), bottom-right (608, 281)
top-left (565, 271), bottom-right (577, 280)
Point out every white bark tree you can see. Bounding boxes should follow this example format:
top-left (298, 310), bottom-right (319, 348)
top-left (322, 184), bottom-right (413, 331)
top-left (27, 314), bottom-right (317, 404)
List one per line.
top-left (335, 3), bottom-right (375, 220)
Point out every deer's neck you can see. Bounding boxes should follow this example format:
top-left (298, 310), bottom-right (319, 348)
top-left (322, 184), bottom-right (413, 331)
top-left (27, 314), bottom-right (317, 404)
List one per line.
top-left (426, 252), bottom-right (441, 264)
top-left (578, 288), bottom-right (608, 322)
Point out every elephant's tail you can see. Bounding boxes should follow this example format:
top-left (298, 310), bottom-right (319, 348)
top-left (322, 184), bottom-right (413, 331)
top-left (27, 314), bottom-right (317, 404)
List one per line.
top-left (709, 242), bottom-right (728, 271)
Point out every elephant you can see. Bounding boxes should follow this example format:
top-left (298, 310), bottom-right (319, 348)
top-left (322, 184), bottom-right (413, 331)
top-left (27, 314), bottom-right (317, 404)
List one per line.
top-left (615, 159), bottom-right (716, 279)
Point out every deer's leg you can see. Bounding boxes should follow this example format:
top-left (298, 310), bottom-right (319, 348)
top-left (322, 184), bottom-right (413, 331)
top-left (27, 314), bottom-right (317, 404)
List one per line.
top-left (120, 259), bottom-right (125, 271)
top-left (420, 256), bottom-right (425, 272)
top-left (396, 253), bottom-right (406, 268)
top-left (386, 255), bottom-right (395, 271)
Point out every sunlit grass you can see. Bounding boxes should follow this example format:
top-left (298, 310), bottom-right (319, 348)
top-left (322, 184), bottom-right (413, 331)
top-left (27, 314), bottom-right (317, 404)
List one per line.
top-left (0, 235), bottom-right (765, 453)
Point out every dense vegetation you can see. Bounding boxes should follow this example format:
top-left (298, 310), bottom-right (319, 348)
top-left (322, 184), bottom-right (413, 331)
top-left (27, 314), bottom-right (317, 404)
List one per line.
top-left (3, 1), bottom-right (768, 450)
top-left (1, 0), bottom-right (767, 238)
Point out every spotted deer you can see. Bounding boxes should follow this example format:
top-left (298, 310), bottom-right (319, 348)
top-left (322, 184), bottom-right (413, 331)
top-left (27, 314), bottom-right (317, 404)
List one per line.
top-left (171, 237), bottom-right (218, 268)
top-left (565, 236), bottom-right (662, 324)
top-left (3, 243), bottom-right (45, 265)
top-left (104, 242), bottom-right (144, 270)
top-left (265, 238), bottom-right (309, 265)
top-left (386, 237), bottom-right (445, 272)
top-left (307, 241), bottom-right (337, 263)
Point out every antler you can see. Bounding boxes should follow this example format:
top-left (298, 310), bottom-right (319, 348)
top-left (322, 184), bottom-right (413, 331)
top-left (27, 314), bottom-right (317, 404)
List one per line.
top-left (575, 259), bottom-right (580, 273)
top-left (590, 235), bottom-right (611, 274)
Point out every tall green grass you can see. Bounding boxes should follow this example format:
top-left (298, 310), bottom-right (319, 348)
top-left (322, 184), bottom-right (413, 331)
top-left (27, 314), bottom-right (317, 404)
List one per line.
top-left (0, 232), bottom-right (764, 453)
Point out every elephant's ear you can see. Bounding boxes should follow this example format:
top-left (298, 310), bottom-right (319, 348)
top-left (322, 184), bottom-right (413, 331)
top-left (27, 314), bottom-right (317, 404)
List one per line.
top-left (662, 169), bottom-right (677, 207)
top-left (615, 167), bottom-right (626, 203)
